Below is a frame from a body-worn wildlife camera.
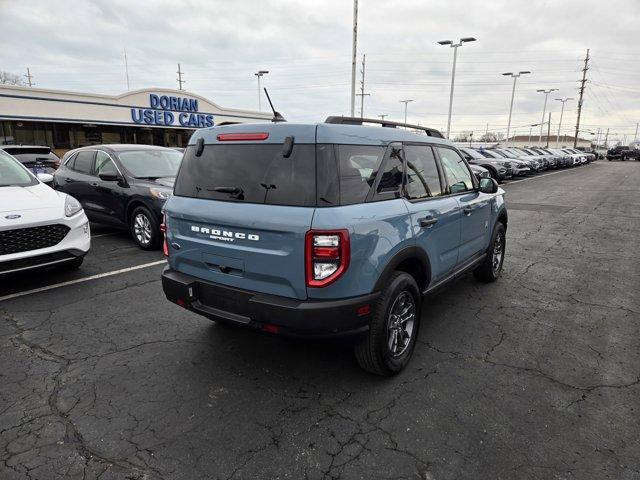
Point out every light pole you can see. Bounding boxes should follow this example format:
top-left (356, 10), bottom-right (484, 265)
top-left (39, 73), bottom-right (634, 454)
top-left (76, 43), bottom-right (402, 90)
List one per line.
top-left (400, 99), bottom-right (414, 125)
top-left (502, 71), bottom-right (531, 146)
top-left (350, 0), bottom-right (359, 117)
top-left (536, 88), bottom-right (558, 144)
top-left (555, 97), bottom-right (573, 147)
top-left (437, 36), bottom-right (477, 139)
top-left (379, 114), bottom-right (387, 120)
top-left (254, 70), bottom-right (269, 112)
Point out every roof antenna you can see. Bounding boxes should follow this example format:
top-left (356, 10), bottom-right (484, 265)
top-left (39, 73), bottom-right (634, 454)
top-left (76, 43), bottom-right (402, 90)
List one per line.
top-left (263, 88), bottom-right (286, 122)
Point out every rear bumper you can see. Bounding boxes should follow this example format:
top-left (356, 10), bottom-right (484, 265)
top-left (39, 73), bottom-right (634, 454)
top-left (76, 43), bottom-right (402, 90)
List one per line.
top-left (162, 267), bottom-right (378, 338)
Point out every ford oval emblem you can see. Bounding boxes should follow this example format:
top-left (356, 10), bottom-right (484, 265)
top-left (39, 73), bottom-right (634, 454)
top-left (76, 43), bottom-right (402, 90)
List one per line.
top-left (5, 214), bottom-right (21, 219)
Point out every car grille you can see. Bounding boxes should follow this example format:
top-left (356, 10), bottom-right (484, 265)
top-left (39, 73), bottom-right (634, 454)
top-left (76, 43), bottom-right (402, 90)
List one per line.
top-left (0, 224), bottom-right (70, 255)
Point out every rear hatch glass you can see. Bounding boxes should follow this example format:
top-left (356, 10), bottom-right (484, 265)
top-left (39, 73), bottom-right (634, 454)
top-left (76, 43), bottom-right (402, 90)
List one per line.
top-left (175, 144), bottom-right (316, 206)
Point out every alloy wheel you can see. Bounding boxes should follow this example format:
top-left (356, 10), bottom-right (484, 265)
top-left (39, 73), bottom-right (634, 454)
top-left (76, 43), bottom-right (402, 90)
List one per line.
top-left (387, 291), bottom-right (416, 357)
top-left (133, 213), bottom-right (152, 246)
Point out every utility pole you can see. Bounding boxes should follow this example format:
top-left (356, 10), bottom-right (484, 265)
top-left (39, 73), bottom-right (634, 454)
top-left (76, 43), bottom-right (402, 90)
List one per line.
top-left (634, 122), bottom-right (639, 142)
top-left (438, 37), bottom-right (477, 139)
top-left (355, 54), bottom-right (370, 118)
top-left (176, 64), bottom-right (185, 91)
top-left (379, 114), bottom-right (387, 120)
top-left (350, 0), bottom-right (358, 116)
top-left (555, 97), bottom-right (573, 147)
top-left (604, 128), bottom-right (609, 149)
top-left (594, 128), bottom-right (601, 149)
top-left (528, 127), bottom-right (532, 145)
top-left (24, 68), bottom-right (34, 87)
top-left (574, 48), bottom-right (590, 147)
top-left (124, 49), bottom-right (130, 91)
top-left (537, 88), bottom-right (557, 144)
top-left (546, 112), bottom-right (552, 148)
top-left (400, 99), bottom-right (414, 126)
top-left (502, 71), bottom-right (531, 146)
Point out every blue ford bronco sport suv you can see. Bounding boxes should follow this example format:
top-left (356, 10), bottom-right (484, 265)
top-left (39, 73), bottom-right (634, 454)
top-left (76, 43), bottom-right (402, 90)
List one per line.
top-left (161, 117), bottom-right (507, 376)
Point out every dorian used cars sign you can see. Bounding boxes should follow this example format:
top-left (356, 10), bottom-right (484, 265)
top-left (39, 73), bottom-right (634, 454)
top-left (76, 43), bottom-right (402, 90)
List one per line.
top-left (131, 94), bottom-right (214, 128)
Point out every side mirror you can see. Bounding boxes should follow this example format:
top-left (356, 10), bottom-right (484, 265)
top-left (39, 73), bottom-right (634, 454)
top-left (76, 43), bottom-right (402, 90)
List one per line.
top-left (36, 173), bottom-right (54, 184)
top-left (479, 177), bottom-right (499, 194)
top-left (99, 172), bottom-right (119, 181)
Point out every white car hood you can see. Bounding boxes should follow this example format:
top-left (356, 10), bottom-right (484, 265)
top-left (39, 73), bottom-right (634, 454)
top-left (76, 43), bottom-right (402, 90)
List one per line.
top-left (0, 183), bottom-right (67, 229)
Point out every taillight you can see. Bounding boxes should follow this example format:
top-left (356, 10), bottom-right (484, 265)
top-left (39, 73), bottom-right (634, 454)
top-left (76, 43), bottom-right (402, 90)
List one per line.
top-left (305, 230), bottom-right (350, 287)
top-left (161, 213), bottom-right (169, 257)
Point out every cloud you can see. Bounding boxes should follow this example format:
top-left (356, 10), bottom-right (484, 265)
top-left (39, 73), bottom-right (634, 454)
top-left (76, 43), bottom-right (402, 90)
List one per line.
top-left (1, 0), bottom-right (638, 141)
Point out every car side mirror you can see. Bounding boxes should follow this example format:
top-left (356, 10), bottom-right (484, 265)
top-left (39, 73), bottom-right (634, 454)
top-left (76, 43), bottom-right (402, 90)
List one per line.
top-left (36, 173), bottom-right (54, 184)
top-left (479, 177), bottom-right (499, 194)
top-left (98, 172), bottom-right (119, 181)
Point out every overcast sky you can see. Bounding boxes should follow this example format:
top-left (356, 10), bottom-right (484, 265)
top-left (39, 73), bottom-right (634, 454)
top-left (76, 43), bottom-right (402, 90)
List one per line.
top-left (1, 0), bottom-right (639, 141)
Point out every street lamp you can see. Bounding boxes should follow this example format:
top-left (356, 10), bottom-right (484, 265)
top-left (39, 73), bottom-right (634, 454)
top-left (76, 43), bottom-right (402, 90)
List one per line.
top-left (254, 70), bottom-right (269, 112)
top-left (379, 114), bottom-right (387, 120)
top-left (555, 97), bottom-right (573, 147)
top-left (502, 71), bottom-right (531, 146)
top-left (400, 99), bottom-right (414, 125)
top-left (437, 36), bottom-right (477, 139)
top-left (536, 88), bottom-right (558, 144)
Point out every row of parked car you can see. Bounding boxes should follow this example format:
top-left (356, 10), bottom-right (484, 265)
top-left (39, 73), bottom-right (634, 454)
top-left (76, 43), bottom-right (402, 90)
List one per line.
top-left (456, 145), bottom-right (595, 183)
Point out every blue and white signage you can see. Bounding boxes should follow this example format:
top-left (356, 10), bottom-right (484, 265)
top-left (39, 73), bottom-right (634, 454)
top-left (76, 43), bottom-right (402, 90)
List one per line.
top-left (131, 94), bottom-right (214, 128)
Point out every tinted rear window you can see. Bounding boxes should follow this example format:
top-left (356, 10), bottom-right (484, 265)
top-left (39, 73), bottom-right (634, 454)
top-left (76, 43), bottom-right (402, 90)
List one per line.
top-left (175, 144), bottom-right (316, 206)
top-left (337, 145), bottom-right (386, 205)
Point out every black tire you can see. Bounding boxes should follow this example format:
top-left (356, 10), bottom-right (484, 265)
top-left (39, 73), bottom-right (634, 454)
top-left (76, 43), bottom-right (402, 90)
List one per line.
top-left (129, 206), bottom-right (161, 250)
top-left (474, 222), bottom-right (506, 283)
top-left (355, 272), bottom-right (421, 376)
top-left (58, 255), bottom-right (84, 271)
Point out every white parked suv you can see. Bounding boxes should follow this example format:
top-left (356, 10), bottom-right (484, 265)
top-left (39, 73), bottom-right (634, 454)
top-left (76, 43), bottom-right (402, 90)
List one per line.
top-left (0, 149), bottom-right (90, 275)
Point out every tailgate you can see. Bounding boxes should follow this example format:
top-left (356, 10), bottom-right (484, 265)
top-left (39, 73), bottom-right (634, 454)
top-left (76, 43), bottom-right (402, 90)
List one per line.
top-left (165, 196), bottom-right (313, 300)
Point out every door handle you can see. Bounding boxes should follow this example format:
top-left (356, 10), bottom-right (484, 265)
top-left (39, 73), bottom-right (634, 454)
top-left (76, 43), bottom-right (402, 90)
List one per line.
top-left (90, 182), bottom-right (99, 187)
top-left (64, 178), bottom-right (73, 183)
top-left (462, 207), bottom-right (472, 216)
top-left (419, 216), bottom-right (438, 228)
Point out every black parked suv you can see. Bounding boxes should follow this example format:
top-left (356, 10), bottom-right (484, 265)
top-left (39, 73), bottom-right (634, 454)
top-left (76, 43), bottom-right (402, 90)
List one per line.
top-left (607, 145), bottom-right (629, 160)
top-left (54, 145), bottom-right (183, 249)
top-left (620, 143), bottom-right (640, 161)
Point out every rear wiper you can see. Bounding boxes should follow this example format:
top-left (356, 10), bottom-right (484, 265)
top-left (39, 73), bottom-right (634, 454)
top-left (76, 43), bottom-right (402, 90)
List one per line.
top-left (208, 186), bottom-right (244, 200)
top-left (135, 176), bottom-right (163, 180)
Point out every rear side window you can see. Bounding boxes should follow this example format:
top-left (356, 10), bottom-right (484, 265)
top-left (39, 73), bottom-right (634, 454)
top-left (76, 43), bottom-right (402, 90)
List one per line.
top-left (404, 145), bottom-right (442, 199)
top-left (175, 144), bottom-right (316, 206)
top-left (337, 145), bottom-right (386, 205)
top-left (73, 151), bottom-right (95, 174)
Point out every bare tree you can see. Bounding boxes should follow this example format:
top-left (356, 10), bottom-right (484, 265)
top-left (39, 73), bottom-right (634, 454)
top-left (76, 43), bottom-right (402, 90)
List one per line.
top-left (453, 131), bottom-right (473, 142)
top-left (0, 71), bottom-right (26, 86)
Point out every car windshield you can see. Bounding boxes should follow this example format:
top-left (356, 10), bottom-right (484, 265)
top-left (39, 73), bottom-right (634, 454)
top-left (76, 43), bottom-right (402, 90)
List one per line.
top-left (0, 150), bottom-right (38, 187)
top-left (116, 149), bottom-right (183, 178)
top-left (460, 148), bottom-right (485, 160)
top-left (494, 149), bottom-right (517, 158)
top-left (477, 149), bottom-right (501, 159)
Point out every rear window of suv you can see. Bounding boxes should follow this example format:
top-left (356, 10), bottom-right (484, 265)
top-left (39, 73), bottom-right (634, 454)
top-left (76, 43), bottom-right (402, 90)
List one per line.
top-left (175, 144), bottom-right (317, 206)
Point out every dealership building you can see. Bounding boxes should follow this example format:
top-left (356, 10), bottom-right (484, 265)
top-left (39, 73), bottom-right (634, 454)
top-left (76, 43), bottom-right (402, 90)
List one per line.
top-left (0, 85), bottom-right (271, 155)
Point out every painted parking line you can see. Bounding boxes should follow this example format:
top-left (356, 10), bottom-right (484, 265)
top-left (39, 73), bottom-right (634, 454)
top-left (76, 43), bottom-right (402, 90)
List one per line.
top-left (0, 260), bottom-right (166, 303)
top-left (91, 232), bottom-right (121, 238)
top-left (503, 164), bottom-right (590, 185)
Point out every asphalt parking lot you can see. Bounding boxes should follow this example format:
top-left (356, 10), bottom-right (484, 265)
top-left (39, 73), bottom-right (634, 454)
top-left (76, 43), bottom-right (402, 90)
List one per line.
top-left (2, 161), bottom-right (639, 480)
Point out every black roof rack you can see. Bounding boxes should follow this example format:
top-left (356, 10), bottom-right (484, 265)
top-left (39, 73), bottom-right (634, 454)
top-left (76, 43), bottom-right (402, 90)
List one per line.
top-left (324, 116), bottom-right (444, 138)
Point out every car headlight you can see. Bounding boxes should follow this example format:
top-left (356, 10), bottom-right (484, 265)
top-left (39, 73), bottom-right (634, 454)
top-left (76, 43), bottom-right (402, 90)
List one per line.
top-left (150, 187), bottom-right (173, 200)
top-left (64, 195), bottom-right (83, 217)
